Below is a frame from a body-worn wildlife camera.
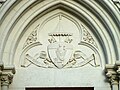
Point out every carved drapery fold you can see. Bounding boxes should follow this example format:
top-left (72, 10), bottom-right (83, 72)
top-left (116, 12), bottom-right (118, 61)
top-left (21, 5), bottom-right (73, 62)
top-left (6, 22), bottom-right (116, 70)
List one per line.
top-left (20, 13), bottom-right (101, 69)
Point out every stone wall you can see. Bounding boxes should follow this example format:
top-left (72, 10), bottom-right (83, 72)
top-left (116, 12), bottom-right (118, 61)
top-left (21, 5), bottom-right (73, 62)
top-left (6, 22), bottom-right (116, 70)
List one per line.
top-left (0, 0), bottom-right (119, 90)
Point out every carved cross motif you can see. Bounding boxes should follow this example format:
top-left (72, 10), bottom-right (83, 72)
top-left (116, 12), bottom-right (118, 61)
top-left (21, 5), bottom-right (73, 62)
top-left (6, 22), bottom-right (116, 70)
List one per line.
top-left (21, 14), bottom-right (100, 69)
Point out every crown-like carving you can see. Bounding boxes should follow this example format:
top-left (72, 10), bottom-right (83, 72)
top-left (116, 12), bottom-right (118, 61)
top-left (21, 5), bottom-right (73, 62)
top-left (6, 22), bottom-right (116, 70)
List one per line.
top-left (21, 13), bottom-right (100, 69)
top-left (49, 32), bottom-right (72, 36)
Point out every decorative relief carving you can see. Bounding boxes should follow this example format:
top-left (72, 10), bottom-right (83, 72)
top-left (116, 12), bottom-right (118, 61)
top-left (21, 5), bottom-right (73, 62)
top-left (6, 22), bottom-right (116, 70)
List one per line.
top-left (23, 25), bottom-right (40, 49)
top-left (1, 73), bottom-right (13, 85)
top-left (106, 73), bottom-right (119, 85)
top-left (81, 25), bottom-right (98, 48)
top-left (105, 64), bottom-right (119, 85)
top-left (21, 13), bottom-right (100, 69)
top-left (23, 34), bottom-right (99, 68)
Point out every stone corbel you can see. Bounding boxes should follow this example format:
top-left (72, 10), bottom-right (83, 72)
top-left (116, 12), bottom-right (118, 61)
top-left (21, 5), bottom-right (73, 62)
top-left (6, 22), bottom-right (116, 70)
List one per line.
top-left (1, 65), bottom-right (15, 90)
top-left (0, 62), bottom-right (3, 75)
top-left (1, 73), bottom-right (13, 86)
top-left (115, 61), bottom-right (120, 90)
top-left (105, 64), bottom-right (119, 90)
top-left (115, 61), bottom-right (120, 74)
top-left (0, 62), bottom-right (3, 90)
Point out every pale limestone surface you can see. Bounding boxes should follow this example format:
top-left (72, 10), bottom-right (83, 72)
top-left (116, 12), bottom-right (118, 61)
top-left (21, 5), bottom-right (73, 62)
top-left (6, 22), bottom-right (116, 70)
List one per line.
top-left (0, 0), bottom-right (120, 90)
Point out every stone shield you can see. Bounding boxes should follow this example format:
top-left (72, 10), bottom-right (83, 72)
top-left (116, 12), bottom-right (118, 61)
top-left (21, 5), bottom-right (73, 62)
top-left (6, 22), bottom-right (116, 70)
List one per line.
top-left (47, 42), bottom-right (73, 68)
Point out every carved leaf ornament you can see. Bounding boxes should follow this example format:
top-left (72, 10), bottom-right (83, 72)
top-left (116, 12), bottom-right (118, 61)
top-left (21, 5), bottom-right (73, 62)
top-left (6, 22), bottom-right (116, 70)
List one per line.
top-left (21, 13), bottom-right (100, 69)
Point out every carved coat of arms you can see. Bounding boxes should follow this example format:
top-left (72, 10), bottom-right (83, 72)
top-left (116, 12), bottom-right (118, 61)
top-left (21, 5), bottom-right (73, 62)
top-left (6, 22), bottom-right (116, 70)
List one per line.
top-left (21, 14), bottom-right (100, 68)
top-left (47, 33), bottom-right (73, 68)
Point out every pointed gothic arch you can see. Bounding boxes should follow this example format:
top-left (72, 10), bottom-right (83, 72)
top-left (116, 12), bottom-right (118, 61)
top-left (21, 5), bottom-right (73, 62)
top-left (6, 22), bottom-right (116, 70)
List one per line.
top-left (0, 0), bottom-right (119, 90)
top-left (0, 0), bottom-right (119, 66)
